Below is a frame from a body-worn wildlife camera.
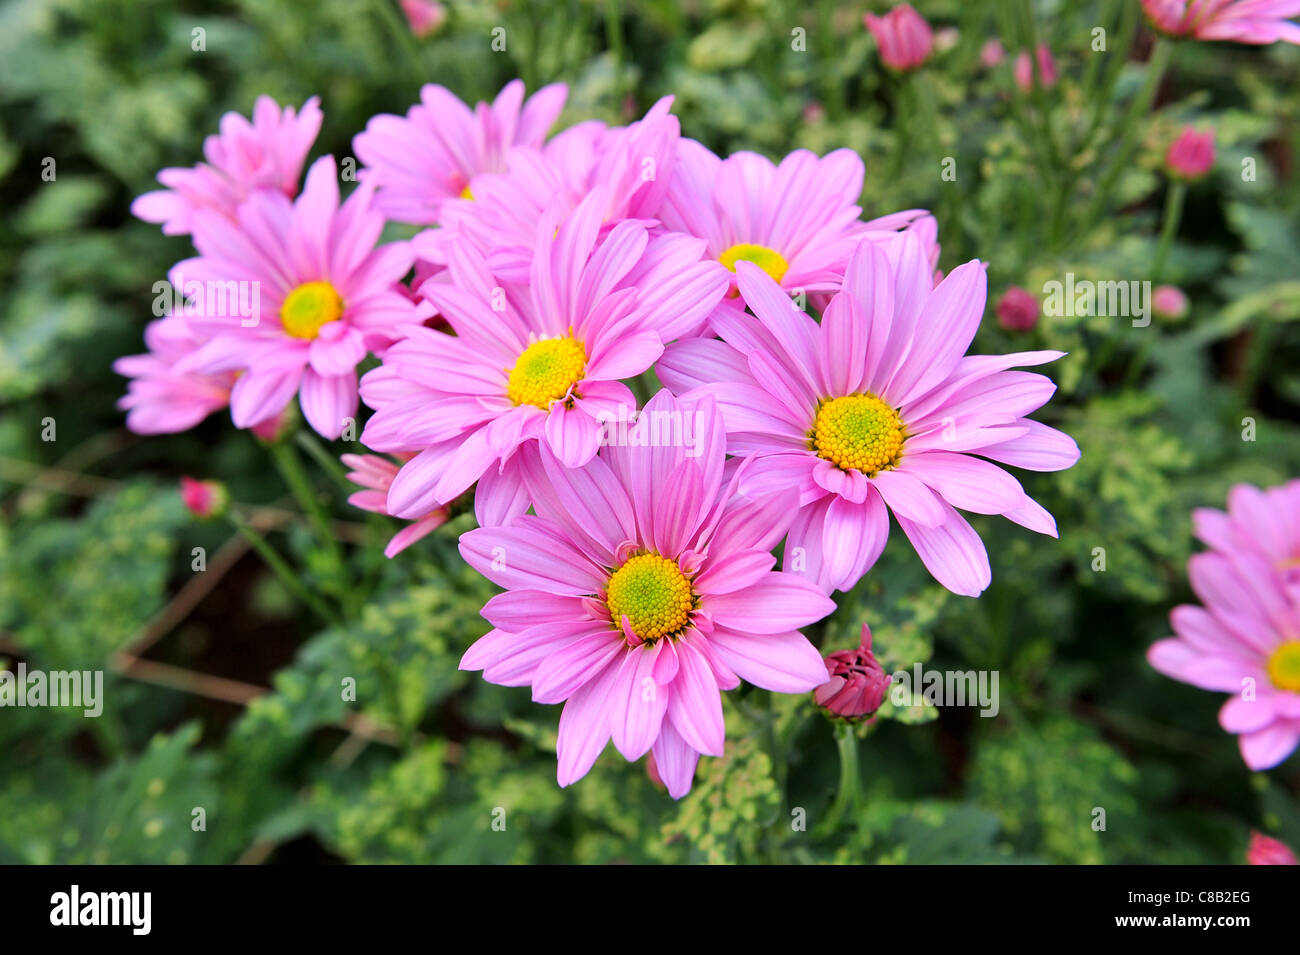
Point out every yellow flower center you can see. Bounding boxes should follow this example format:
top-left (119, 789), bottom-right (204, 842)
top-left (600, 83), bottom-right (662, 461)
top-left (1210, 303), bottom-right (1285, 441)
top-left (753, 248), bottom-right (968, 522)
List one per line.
top-left (459, 184), bottom-right (474, 200)
top-left (281, 281), bottom-right (344, 340)
top-left (506, 336), bottom-right (587, 409)
top-left (719, 243), bottom-right (790, 284)
top-left (1267, 641), bottom-right (1300, 693)
top-left (810, 393), bottom-right (906, 476)
top-left (605, 553), bottom-right (695, 643)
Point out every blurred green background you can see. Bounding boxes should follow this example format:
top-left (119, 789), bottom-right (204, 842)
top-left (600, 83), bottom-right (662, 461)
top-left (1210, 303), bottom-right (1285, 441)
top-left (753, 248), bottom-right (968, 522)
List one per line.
top-left (3, 0), bottom-right (1300, 863)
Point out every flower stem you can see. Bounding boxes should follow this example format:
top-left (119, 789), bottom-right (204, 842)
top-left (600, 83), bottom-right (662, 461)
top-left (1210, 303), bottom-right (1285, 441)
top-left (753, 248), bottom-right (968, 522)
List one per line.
top-left (1077, 36), bottom-right (1173, 240)
top-left (294, 430), bottom-right (353, 491)
top-left (1151, 180), bottom-right (1186, 282)
top-left (229, 512), bottom-right (340, 627)
top-left (269, 437), bottom-right (352, 611)
top-left (815, 721), bottom-right (861, 837)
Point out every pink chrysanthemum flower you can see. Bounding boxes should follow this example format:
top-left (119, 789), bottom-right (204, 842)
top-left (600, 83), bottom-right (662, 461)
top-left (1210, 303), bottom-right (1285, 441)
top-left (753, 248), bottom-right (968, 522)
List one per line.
top-left (436, 97), bottom-right (679, 284)
top-left (1192, 481), bottom-right (1300, 585)
top-left (353, 79), bottom-right (567, 225)
top-left (342, 453), bottom-right (449, 558)
top-left (132, 96), bottom-right (322, 236)
top-left (1148, 482), bottom-right (1300, 770)
top-left (360, 188), bottom-right (728, 527)
top-left (660, 139), bottom-right (929, 303)
top-left (1142, 0), bottom-right (1300, 44)
top-left (457, 389), bottom-right (836, 797)
top-left (659, 233), bottom-right (1080, 596)
top-left (114, 313), bottom-right (234, 434)
top-left (170, 156), bottom-right (420, 440)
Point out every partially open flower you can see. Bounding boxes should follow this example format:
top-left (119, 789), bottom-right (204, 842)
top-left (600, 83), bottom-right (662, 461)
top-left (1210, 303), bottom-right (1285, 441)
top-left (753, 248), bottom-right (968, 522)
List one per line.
top-left (815, 624), bottom-right (891, 719)
top-left (864, 4), bottom-right (933, 72)
top-left (180, 476), bottom-right (229, 520)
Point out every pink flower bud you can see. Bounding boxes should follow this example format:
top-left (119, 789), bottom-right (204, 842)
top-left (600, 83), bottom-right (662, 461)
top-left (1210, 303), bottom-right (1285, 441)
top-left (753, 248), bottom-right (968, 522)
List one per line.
top-left (815, 624), bottom-right (891, 719)
top-left (1166, 126), bottom-right (1215, 181)
top-left (980, 38), bottom-right (1006, 67)
top-left (864, 4), bottom-right (934, 72)
top-left (996, 285), bottom-right (1040, 332)
top-left (400, 0), bottom-right (446, 38)
top-left (1013, 44), bottom-right (1057, 91)
top-left (1152, 284), bottom-right (1189, 320)
top-left (1247, 831), bottom-right (1298, 865)
top-left (180, 476), bottom-right (228, 520)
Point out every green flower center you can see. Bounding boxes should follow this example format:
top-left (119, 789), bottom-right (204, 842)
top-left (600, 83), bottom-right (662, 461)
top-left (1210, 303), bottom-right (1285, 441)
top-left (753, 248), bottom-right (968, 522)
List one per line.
top-left (1267, 641), bottom-right (1300, 693)
top-left (281, 281), bottom-right (343, 340)
top-left (810, 393), bottom-right (906, 476)
top-left (605, 553), bottom-right (695, 643)
top-left (719, 243), bottom-right (790, 284)
top-left (506, 336), bottom-right (587, 409)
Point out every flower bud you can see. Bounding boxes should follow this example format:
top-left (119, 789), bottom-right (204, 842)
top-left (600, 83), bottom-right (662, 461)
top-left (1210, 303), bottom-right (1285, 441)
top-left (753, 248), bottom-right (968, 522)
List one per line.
top-left (815, 624), bottom-right (891, 719)
top-left (996, 285), bottom-right (1040, 332)
top-left (1152, 284), bottom-right (1189, 321)
top-left (180, 476), bottom-right (229, 520)
top-left (1166, 127), bottom-right (1215, 181)
top-left (1014, 44), bottom-right (1057, 91)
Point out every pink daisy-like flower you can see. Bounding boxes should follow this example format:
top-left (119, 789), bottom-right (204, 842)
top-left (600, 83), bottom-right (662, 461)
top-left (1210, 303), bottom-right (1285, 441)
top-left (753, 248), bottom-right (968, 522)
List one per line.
top-left (660, 139), bottom-right (929, 305)
top-left (1141, 0), bottom-right (1300, 44)
top-left (353, 79), bottom-right (568, 225)
top-left (342, 453), bottom-right (449, 558)
top-left (457, 389), bottom-right (836, 797)
top-left (132, 96), bottom-right (322, 236)
top-left (436, 97), bottom-right (680, 284)
top-left (114, 313), bottom-right (234, 434)
top-left (171, 155), bottom-right (421, 439)
top-left (659, 232), bottom-right (1080, 596)
top-left (1192, 482), bottom-right (1300, 586)
top-left (360, 187), bottom-right (728, 527)
top-left (1147, 541), bottom-right (1300, 770)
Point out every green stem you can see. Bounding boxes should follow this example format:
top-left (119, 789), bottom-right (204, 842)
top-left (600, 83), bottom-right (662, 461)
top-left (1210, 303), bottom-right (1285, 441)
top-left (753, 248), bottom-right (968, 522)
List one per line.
top-left (1151, 180), bottom-right (1186, 282)
top-left (230, 512), bottom-right (340, 626)
top-left (295, 431), bottom-right (353, 491)
top-left (1078, 37), bottom-right (1174, 240)
top-left (815, 721), bottom-right (860, 837)
top-left (269, 438), bottom-right (354, 614)
top-left (372, 0), bottom-right (424, 83)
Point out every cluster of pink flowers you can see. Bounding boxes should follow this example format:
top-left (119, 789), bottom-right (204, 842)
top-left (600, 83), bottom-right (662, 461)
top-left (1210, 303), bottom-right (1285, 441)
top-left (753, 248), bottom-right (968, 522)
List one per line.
top-left (121, 81), bottom-right (1083, 796)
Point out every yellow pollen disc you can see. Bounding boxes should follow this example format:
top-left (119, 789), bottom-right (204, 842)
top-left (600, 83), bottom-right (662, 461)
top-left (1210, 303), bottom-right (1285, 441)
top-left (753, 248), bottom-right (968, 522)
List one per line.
top-left (605, 553), bottom-right (695, 643)
top-left (506, 336), bottom-right (587, 409)
top-left (281, 281), bottom-right (344, 340)
top-left (459, 184), bottom-right (474, 200)
top-left (810, 393), bottom-right (906, 476)
top-left (1277, 555), bottom-right (1300, 571)
top-left (719, 243), bottom-right (790, 284)
top-left (1267, 641), bottom-right (1300, 693)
